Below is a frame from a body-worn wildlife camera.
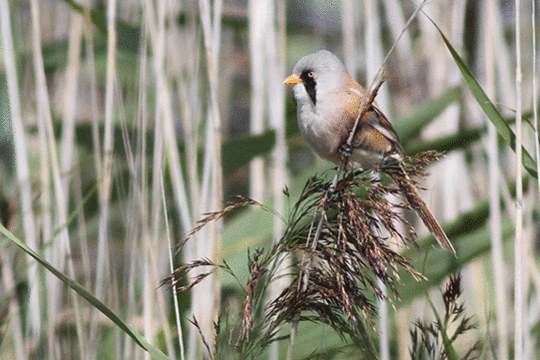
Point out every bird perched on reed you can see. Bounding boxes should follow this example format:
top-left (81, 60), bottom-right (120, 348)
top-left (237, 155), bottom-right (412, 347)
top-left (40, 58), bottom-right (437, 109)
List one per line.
top-left (284, 50), bottom-right (455, 254)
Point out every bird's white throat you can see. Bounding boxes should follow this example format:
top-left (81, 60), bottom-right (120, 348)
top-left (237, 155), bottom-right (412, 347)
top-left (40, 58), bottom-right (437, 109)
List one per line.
top-left (293, 83), bottom-right (339, 162)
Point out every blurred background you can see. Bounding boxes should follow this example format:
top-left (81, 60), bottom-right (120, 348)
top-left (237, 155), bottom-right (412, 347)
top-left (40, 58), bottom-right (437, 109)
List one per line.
top-left (0, 0), bottom-right (538, 359)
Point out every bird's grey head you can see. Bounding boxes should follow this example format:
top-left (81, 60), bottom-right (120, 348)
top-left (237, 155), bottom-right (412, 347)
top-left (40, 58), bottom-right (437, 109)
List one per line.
top-left (290, 50), bottom-right (348, 106)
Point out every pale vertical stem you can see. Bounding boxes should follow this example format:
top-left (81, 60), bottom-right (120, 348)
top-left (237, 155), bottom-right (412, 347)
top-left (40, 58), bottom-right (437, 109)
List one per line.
top-left (268, 1), bottom-right (288, 359)
top-left (143, 0), bottom-right (192, 247)
top-left (193, 2), bottom-right (224, 356)
top-left (76, 6), bottom-right (98, 292)
top-left (142, 237), bottom-right (156, 360)
top-left (143, 209), bottom-right (152, 360)
top-left (0, 0), bottom-right (36, 353)
top-left (132, 149), bottom-right (176, 358)
top-left (181, 81), bottom-right (200, 226)
top-left (200, 0), bottom-right (225, 340)
top-left (198, 109), bottom-right (216, 219)
top-left (161, 63), bottom-right (193, 228)
top-left (145, 22), bottom-right (165, 360)
top-left (72, 172), bottom-right (91, 287)
top-left (151, 246), bottom-right (178, 359)
top-left (189, 104), bottom-right (217, 359)
top-left (81, 18), bottom-right (103, 338)
top-left (531, 25), bottom-right (540, 352)
top-left (249, 0), bottom-right (267, 200)
top-left (143, 0), bottom-right (168, 355)
top-left (134, 15), bottom-right (149, 359)
top-left (177, 34), bottom-right (201, 248)
top-left (197, 32), bottom-right (216, 231)
top-left (484, 1), bottom-right (508, 359)
top-left (141, 3), bottom-right (184, 359)
top-left (364, 2), bottom-right (388, 358)
top-left (267, 0), bottom-right (286, 246)
top-left (91, 0), bottom-right (117, 353)
top-left (514, 0), bottom-right (524, 358)
top-left (1, 252), bottom-right (25, 360)
top-left (60, 9), bottom-right (82, 191)
top-left (0, 0), bottom-right (36, 257)
top-left (533, 0), bottom-right (540, 201)
top-left (342, 0), bottom-right (357, 76)
top-left (6, 0), bottom-right (86, 354)
top-left (95, 0), bottom-right (118, 294)
top-left (211, 0), bottom-right (223, 69)
top-left (138, 15), bottom-right (152, 360)
top-left (37, 138), bottom-right (53, 358)
top-left (143, 1), bottom-right (196, 358)
top-left (84, 9), bottom-right (103, 180)
top-left (150, 102), bottom-right (165, 347)
top-left (377, 278), bottom-right (389, 360)
top-left (286, 322), bottom-right (298, 360)
top-left (55, 11), bottom-right (87, 356)
top-left (28, 0), bottom-right (50, 344)
top-left (28, 3), bottom-right (85, 355)
top-left (162, 172), bottom-right (186, 359)
top-left (123, 242), bottom-right (137, 360)
top-left (275, 0), bottom-right (287, 197)
top-left (210, 81), bottom-right (224, 333)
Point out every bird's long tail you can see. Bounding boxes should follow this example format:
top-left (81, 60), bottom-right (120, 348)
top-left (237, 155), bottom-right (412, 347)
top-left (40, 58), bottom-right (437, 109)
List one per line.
top-left (386, 162), bottom-right (456, 255)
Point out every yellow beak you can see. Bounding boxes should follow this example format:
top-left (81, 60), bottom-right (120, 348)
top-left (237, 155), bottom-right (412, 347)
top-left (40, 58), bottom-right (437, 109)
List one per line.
top-left (283, 74), bottom-right (302, 85)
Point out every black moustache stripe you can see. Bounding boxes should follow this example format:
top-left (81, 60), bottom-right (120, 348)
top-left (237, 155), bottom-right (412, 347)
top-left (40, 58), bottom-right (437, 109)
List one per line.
top-left (300, 70), bottom-right (317, 105)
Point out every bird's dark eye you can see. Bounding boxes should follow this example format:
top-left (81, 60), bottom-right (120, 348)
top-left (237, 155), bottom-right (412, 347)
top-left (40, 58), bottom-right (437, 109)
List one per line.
top-left (307, 71), bottom-right (315, 78)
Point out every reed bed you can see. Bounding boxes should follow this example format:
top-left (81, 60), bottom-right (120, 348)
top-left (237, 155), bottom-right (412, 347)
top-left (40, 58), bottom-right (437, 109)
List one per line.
top-left (0, 0), bottom-right (538, 359)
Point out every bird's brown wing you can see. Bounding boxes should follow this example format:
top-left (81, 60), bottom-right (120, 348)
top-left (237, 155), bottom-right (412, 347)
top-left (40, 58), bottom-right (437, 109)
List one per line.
top-left (342, 78), bottom-right (454, 254)
top-left (368, 106), bottom-right (402, 151)
top-left (356, 106), bottom-right (401, 154)
top-left (340, 79), bottom-right (401, 153)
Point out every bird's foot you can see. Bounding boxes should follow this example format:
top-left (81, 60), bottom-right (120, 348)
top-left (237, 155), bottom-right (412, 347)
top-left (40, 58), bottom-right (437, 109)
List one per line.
top-left (380, 152), bottom-right (402, 169)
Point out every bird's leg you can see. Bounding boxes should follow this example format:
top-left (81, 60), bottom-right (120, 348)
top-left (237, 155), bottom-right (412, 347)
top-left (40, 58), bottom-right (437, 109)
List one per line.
top-left (340, 142), bottom-right (353, 160)
top-left (321, 144), bottom-right (356, 209)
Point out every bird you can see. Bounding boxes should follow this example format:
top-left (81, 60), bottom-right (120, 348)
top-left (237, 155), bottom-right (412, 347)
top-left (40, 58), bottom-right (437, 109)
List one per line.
top-left (284, 49), bottom-right (455, 254)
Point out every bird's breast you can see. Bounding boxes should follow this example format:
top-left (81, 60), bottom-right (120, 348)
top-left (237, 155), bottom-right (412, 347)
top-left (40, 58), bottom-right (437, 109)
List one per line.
top-left (296, 101), bottom-right (342, 164)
